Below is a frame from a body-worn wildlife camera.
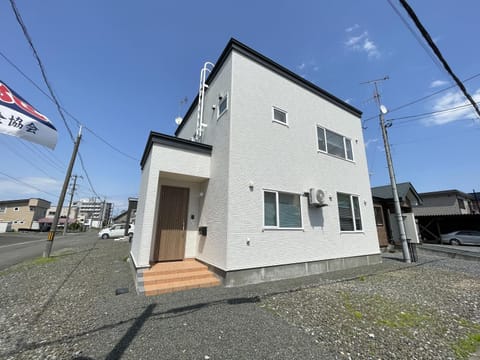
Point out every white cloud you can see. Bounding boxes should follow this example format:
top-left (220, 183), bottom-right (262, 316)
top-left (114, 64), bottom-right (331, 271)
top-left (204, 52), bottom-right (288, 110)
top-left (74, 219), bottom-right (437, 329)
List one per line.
top-left (363, 39), bottom-right (380, 58)
top-left (424, 89), bottom-right (480, 125)
top-left (0, 177), bottom-right (60, 199)
top-left (365, 138), bottom-right (379, 148)
top-left (298, 63), bottom-right (306, 70)
top-left (430, 80), bottom-right (448, 88)
top-left (345, 24), bottom-right (360, 33)
top-left (345, 32), bottom-right (367, 47)
top-left (345, 30), bottom-right (380, 59)
top-left (344, 98), bottom-right (352, 104)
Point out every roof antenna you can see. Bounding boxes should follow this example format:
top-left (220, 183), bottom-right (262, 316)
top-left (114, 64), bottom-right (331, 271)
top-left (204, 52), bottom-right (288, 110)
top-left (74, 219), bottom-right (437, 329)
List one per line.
top-left (175, 97), bottom-right (188, 125)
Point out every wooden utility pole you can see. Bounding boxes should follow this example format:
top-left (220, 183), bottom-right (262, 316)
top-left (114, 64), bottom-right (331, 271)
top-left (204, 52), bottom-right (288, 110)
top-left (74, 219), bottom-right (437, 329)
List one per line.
top-left (44, 127), bottom-right (82, 257)
top-left (63, 174), bottom-right (80, 235)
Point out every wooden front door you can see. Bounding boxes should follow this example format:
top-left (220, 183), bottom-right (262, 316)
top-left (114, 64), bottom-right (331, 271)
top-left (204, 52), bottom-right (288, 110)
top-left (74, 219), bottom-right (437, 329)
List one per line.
top-left (154, 186), bottom-right (189, 261)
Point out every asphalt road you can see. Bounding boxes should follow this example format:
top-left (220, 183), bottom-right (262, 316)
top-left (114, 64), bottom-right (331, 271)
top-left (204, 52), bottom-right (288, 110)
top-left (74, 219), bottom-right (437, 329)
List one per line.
top-left (0, 230), bottom-right (99, 271)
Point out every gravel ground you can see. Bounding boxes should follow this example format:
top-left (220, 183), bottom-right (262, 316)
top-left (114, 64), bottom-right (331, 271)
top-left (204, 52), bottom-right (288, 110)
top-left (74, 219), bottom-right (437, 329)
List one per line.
top-left (0, 238), bottom-right (479, 360)
top-left (262, 252), bottom-right (480, 360)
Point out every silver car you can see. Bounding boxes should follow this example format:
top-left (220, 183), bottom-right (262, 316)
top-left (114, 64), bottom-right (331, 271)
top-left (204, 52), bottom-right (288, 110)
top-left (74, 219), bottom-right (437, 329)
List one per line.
top-left (441, 230), bottom-right (480, 246)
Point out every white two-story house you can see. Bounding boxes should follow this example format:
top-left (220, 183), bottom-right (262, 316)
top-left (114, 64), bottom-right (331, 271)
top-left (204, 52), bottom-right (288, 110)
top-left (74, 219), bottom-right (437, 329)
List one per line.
top-left (130, 39), bottom-right (380, 294)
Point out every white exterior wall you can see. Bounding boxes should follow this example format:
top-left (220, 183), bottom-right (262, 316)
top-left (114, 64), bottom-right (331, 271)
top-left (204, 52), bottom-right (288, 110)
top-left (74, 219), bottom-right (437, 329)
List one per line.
top-left (177, 55), bottom-right (233, 270)
top-left (130, 144), bottom-right (210, 267)
top-left (225, 51), bottom-right (379, 270)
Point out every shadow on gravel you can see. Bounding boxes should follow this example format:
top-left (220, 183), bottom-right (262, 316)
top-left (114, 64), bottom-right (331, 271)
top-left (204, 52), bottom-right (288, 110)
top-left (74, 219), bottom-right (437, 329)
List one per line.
top-left (31, 239), bottom-right (100, 324)
top-left (105, 303), bottom-right (156, 360)
top-left (4, 295), bottom-right (261, 358)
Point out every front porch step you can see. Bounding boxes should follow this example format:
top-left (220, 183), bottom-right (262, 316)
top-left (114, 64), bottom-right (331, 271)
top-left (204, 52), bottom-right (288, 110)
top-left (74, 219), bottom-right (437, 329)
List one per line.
top-left (143, 269), bottom-right (214, 286)
top-left (141, 259), bottom-right (221, 296)
top-left (144, 277), bottom-right (221, 296)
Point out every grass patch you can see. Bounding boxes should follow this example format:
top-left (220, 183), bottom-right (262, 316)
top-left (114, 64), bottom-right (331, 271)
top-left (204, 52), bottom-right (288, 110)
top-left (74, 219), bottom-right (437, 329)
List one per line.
top-left (31, 256), bottom-right (57, 265)
top-left (377, 310), bottom-right (431, 329)
top-left (452, 332), bottom-right (480, 359)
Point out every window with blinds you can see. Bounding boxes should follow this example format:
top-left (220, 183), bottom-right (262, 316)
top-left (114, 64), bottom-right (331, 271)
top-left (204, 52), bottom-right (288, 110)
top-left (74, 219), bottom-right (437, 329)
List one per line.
top-left (337, 193), bottom-right (362, 231)
top-left (317, 126), bottom-right (354, 161)
top-left (264, 190), bottom-right (302, 229)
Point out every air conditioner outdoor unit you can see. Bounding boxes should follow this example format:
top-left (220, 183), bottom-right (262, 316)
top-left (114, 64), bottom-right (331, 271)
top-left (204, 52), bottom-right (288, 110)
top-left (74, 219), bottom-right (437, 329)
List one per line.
top-left (309, 188), bottom-right (327, 207)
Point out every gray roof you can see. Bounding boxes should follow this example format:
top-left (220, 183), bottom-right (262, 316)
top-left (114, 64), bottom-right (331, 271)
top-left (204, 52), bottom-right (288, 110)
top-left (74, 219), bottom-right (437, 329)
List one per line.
top-left (371, 182), bottom-right (422, 204)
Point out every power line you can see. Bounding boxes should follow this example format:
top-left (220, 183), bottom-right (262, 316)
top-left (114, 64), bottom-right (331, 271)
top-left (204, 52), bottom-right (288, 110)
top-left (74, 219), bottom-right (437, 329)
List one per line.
top-left (398, 0), bottom-right (480, 119)
top-left (15, 138), bottom-right (65, 173)
top-left (78, 152), bottom-right (101, 199)
top-left (390, 101), bottom-right (479, 122)
top-left (362, 72), bottom-right (480, 122)
top-left (0, 49), bottom-right (139, 162)
top-left (0, 171), bottom-right (59, 199)
top-left (84, 127), bottom-right (139, 161)
top-left (9, 0), bottom-right (76, 142)
top-left (0, 138), bottom-right (62, 180)
top-left (386, 0), bottom-right (444, 73)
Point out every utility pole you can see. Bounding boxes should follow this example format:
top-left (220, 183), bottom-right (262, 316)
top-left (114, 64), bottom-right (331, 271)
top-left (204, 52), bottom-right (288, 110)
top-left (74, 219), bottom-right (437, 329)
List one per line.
top-left (63, 174), bottom-right (81, 235)
top-left (365, 77), bottom-right (412, 263)
top-left (99, 199), bottom-right (106, 228)
top-left (44, 126), bottom-right (82, 257)
top-left (473, 189), bottom-right (480, 214)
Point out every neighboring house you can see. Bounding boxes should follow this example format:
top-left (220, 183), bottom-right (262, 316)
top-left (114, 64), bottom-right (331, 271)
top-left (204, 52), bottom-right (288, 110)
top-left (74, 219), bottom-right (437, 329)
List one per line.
top-left (45, 205), bottom-right (79, 221)
top-left (38, 205), bottom-right (80, 231)
top-left (0, 198), bottom-right (50, 231)
top-left (131, 38), bottom-right (380, 293)
top-left (371, 182), bottom-right (422, 247)
top-left (412, 189), bottom-right (480, 242)
top-left (413, 190), bottom-right (475, 216)
top-left (112, 198), bottom-right (138, 225)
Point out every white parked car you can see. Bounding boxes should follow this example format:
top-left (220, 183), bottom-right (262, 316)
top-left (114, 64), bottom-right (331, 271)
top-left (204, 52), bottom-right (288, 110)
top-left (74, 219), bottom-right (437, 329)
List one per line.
top-left (98, 223), bottom-right (134, 239)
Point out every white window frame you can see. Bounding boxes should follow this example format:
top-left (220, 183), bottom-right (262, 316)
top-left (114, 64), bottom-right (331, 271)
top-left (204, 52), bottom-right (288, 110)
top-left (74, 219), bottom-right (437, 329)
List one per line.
top-left (272, 106), bottom-right (288, 126)
top-left (337, 192), bottom-right (363, 232)
top-left (263, 190), bottom-right (303, 230)
top-left (217, 93), bottom-right (228, 118)
top-left (317, 125), bottom-right (354, 161)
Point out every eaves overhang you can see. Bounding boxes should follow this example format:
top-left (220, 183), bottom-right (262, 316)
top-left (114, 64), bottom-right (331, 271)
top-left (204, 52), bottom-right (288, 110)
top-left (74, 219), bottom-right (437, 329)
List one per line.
top-left (140, 131), bottom-right (212, 170)
top-left (175, 38), bottom-right (362, 137)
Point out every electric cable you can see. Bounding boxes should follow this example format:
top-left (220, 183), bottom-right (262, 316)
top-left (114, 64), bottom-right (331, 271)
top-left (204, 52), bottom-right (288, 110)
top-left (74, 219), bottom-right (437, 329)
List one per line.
top-left (387, 0), bottom-right (444, 74)
top-left (0, 138), bottom-right (61, 181)
top-left (0, 171), bottom-right (59, 199)
top-left (9, 0), bottom-right (76, 142)
top-left (0, 49), bottom-right (139, 162)
top-left (362, 72), bottom-right (480, 122)
top-left (398, 0), bottom-right (480, 119)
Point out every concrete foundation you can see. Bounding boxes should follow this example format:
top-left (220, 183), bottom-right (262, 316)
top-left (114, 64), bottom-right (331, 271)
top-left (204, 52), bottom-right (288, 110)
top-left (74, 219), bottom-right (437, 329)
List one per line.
top-left (219, 253), bottom-right (382, 287)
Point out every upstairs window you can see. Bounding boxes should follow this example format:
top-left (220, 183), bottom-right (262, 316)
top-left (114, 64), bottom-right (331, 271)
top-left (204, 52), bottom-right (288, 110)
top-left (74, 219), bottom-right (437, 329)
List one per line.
top-left (272, 107), bottom-right (288, 125)
top-left (317, 126), bottom-right (354, 161)
top-left (458, 199), bottom-right (466, 210)
top-left (14, 207), bottom-right (19, 212)
top-left (0, 207), bottom-right (6, 213)
top-left (218, 94), bottom-right (228, 118)
top-left (337, 193), bottom-right (362, 231)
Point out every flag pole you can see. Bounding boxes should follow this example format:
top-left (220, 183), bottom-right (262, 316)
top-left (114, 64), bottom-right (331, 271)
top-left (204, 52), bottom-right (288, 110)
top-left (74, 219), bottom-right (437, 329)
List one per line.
top-left (44, 126), bottom-right (82, 257)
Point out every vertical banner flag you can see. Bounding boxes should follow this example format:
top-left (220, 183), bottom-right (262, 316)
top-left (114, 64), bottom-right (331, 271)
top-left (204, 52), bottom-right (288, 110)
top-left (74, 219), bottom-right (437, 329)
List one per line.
top-left (0, 80), bottom-right (57, 149)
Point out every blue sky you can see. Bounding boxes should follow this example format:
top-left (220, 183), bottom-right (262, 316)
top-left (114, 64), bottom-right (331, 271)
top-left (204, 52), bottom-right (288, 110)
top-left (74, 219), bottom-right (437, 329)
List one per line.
top-left (1, 0), bottom-right (479, 213)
